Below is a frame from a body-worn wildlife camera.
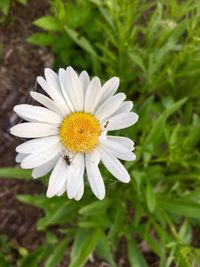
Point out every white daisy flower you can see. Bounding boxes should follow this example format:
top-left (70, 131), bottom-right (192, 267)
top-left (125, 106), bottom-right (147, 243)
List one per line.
top-left (10, 67), bottom-right (138, 200)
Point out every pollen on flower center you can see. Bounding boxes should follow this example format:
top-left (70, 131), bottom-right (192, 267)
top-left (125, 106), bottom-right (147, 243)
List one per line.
top-left (59, 112), bottom-right (101, 153)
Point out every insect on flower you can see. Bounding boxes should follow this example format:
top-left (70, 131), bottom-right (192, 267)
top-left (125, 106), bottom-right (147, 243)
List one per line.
top-left (62, 153), bottom-right (72, 166)
top-left (10, 66), bottom-right (138, 200)
top-left (104, 120), bottom-right (109, 129)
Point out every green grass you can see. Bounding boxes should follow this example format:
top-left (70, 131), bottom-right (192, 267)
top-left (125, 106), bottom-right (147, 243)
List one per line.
top-left (1, 0), bottom-right (200, 266)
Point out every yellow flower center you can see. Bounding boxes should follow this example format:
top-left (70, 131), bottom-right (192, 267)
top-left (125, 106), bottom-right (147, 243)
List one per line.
top-left (59, 112), bottom-right (101, 153)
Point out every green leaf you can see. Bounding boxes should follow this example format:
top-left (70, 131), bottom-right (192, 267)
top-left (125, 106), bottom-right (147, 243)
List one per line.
top-left (159, 197), bottom-right (200, 219)
top-left (144, 97), bottom-right (188, 146)
top-left (17, 195), bottom-right (78, 230)
top-left (79, 199), bottom-right (111, 215)
top-left (127, 238), bottom-right (148, 267)
top-left (17, 194), bottom-right (51, 209)
top-left (0, 0), bottom-right (10, 16)
top-left (0, 253), bottom-right (11, 267)
top-left (128, 52), bottom-right (146, 72)
top-left (33, 16), bottom-right (60, 31)
top-left (69, 229), bottom-right (100, 267)
top-left (183, 125), bottom-right (200, 148)
top-left (20, 246), bottom-right (47, 267)
top-left (37, 202), bottom-right (77, 230)
top-left (0, 168), bottom-right (32, 179)
top-left (71, 229), bottom-right (90, 260)
top-left (96, 231), bottom-right (117, 267)
top-left (45, 231), bottom-right (58, 244)
top-left (16, 0), bottom-right (28, 4)
top-left (64, 26), bottom-right (98, 57)
top-left (27, 33), bottom-right (53, 47)
top-left (44, 237), bottom-right (68, 267)
top-left (145, 183), bottom-right (156, 213)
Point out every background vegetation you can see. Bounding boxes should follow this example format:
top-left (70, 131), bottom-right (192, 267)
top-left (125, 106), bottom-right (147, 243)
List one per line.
top-left (1, 0), bottom-right (200, 266)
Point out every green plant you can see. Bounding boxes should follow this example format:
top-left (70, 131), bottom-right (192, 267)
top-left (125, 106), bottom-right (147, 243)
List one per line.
top-left (1, 0), bottom-right (200, 266)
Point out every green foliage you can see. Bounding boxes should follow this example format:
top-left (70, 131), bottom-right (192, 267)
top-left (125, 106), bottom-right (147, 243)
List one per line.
top-left (0, 168), bottom-right (32, 179)
top-left (1, 0), bottom-right (200, 266)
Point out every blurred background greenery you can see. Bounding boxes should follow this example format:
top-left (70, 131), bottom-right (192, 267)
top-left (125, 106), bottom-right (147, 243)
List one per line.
top-left (0, 0), bottom-right (200, 266)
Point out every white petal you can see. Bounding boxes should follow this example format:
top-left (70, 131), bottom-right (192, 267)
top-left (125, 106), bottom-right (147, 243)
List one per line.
top-left (113, 101), bottom-right (133, 116)
top-left (21, 143), bottom-right (62, 169)
top-left (65, 66), bottom-right (84, 111)
top-left (32, 156), bottom-right (59, 178)
top-left (37, 76), bottom-right (69, 115)
top-left (16, 136), bottom-right (60, 154)
top-left (13, 104), bottom-right (62, 124)
top-left (10, 123), bottom-right (58, 138)
top-left (100, 141), bottom-right (136, 161)
top-left (44, 68), bottom-right (62, 96)
top-left (58, 68), bottom-right (75, 112)
top-left (67, 153), bottom-right (84, 199)
top-left (79, 71), bottom-right (90, 95)
top-left (56, 183), bottom-right (67, 196)
top-left (30, 91), bottom-right (57, 113)
top-left (84, 77), bottom-right (102, 112)
top-left (86, 151), bottom-right (105, 200)
top-left (95, 93), bottom-right (126, 121)
top-left (97, 146), bottom-right (130, 183)
top-left (74, 179), bottom-right (84, 201)
top-left (106, 112), bottom-right (139, 131)
top-left (106, 136), bottom-right (134, 149)
top-left (96, 77), bottom-right (119, 109)
top-left (93, 77), bottom-right (120, 113)
top-left (47, 157), bottom-right (69, 197)
top-left (98, 131), bottom-right (107, 142)
top-left (16, 153), bottom-right (27, 163)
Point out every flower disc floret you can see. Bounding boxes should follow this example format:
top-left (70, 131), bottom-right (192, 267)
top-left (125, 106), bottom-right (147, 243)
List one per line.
top-left (59, 112), bottom-right (101, 153)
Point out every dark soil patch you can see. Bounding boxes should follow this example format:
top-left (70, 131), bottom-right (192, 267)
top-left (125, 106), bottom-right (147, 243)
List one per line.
top-left (0, 0), bottom-right (51, 257)
top-left (0, 0), bottom-right (53, 167)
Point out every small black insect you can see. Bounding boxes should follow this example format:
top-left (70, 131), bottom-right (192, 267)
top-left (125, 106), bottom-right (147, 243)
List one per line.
top-left (62, 154), bottom-right (72, 166)
top-left (104, 121), bottom-right (109, 128)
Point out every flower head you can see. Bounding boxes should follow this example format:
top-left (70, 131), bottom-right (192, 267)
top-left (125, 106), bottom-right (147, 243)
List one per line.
top-left (10, 67), bottom-right (138, 200)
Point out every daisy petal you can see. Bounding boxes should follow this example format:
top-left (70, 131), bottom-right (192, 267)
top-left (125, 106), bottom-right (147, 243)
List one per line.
top-left (21, 143), bottom-right (62, 169)
top-left (30, 91), bottom-right (57, 112)
top-left (67, 153), bottom-right (84, 199)
top-left (47, 157), bottom-right (69, 197)
top-left (16, 153), bottom-right (27, 163)
top-left (44, 68), bottom-right (62, 96)
top-left (96, 77), bottom-right (119, 109)
top-left (56, 183), bottom-right (67, 196)
top-left (65, 66), bottom-right (84, 111)
top-left (95, 93), bottom-right (126, 121)
top-left (106, 112), bottom-right (139, 131)
top-left (37, 76), bottom-right (69, 115)
top-left (113, 101), bottom-right (133, 116)
top-left (10, 123), bottom-right (58, 138)
top-left (32, 156), bottom-right (59, 178)
top-left (58, 68), bottom-right (75, 112)
top-left (107, 136), bottom-right (134, 149)
top-left (100, 143), bottom-right (136, 161)
top-left (84, 77), bottom-right (101, 112)
top-left (79, 71), bottom-right (90, 95)
top-left (74, 178), bottom-right (84, 201)
top-left (16, 136), bottom-right (60, 154)
top-left (13, 104), bottom-right (62, 124)
top-left (97, 146), bottom-right (130, 183)
top-left (86, 151), bottom-right (105, 200)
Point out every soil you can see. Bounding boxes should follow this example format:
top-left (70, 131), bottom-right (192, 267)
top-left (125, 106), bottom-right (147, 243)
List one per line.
top-left (0, 1), bottom-right (160, 266)
top-left (0, 0), bottom-right (51, 259)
